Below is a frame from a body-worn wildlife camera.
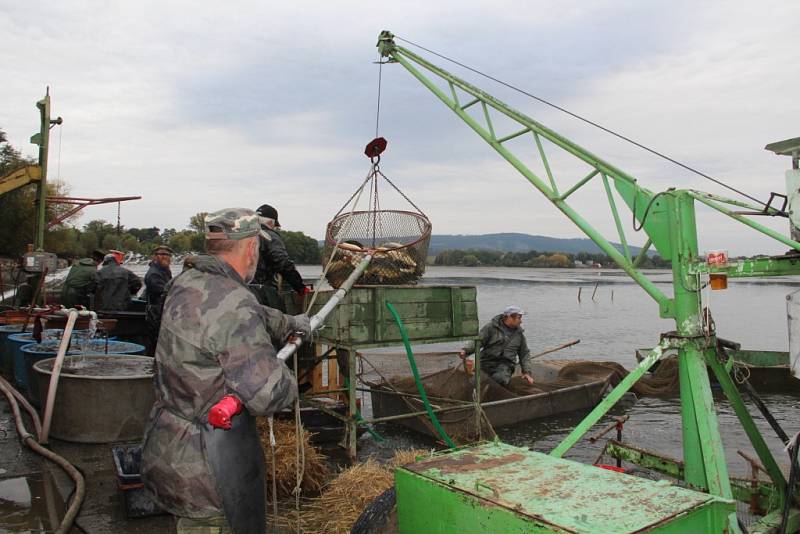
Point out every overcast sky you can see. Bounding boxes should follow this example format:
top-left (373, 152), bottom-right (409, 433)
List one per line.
top-left (2, 1), bottom-right (798, 255)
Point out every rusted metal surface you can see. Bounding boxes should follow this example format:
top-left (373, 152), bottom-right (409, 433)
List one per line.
top-left (396, 441), bottom-right (734, 532)
top-left (45, 196), bottom-right (141, 229)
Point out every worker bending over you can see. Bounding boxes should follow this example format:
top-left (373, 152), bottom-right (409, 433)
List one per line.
top-left (141, 208), bottom-right (310, 534)
top-left (460, 306), bottom-right (535, 386)
top-left (59, 248), bottom-right (104, 308)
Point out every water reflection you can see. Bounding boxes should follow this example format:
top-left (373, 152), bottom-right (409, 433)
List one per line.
top-left (0, 468), bottom-right (65, 533)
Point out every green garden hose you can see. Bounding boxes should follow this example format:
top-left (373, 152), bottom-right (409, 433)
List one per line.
top-left (385, 301), bottom-right (456, 448)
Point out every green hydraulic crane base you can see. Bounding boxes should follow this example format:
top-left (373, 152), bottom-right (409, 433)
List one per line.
top-left (396, 441), bottom-right (734, 533)
top-left (377, 30), bottom-right (800, 533)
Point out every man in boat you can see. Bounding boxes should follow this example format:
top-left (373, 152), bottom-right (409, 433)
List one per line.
top-left (460, 306), bottom-right (535, 386)
top-left (143, 244), bottom-right (173, 305)
top-left (59, 248), bottom-right (104, 308)
top-left (251, 203), bottom-right (310, 311)
top-left (141, 208), bottom-right (310, 534)
top-left (93, 251), bottom-right (142, 312)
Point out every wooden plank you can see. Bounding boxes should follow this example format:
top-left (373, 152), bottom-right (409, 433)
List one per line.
top-left (374, 287), bottom-right (386, 342)
top-left (450, 287), bottom-right (463, 337)
top-left (311, 286), bottom-right (479, 345)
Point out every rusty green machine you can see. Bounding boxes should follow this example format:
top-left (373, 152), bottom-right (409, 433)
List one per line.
top-left (374, 31), bottom-right (799, 533)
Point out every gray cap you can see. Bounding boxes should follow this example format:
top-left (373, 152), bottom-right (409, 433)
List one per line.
top-left (205, 208), bottom-right (262, 241)
top-left (502, 306), bottom-right (526, 316)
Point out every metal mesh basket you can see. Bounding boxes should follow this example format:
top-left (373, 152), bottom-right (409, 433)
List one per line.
top-left (323, 210), bottom-right (432, 288)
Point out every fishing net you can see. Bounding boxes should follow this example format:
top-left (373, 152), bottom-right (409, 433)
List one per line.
top-left (371, 356), bottom-right (681, 444)
top-left (321, 138), bottom-right (432, 289)
top-left (547, 357), bottom-right (680, 397)
top-left (323, 211), bottom-right (431, 288)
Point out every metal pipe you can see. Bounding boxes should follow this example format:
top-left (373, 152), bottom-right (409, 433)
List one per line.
top-left (357, 386), bottom-right (473, 405)
top-left (277, 255), bottom-right (372, 362)
top-left (41, 310), bottom-right (78, 444)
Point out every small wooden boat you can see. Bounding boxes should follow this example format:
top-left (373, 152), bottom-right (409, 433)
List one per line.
top-left (369, 372), bottom-right (611, 440)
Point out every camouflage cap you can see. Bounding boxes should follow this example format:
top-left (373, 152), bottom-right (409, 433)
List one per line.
top-left (205, 208), bottom-right (261, 240)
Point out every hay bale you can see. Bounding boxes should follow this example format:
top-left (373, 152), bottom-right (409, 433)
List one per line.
top-left (391, 448), bottom-right (429, 467)
top-left (257, 417), bottom-right (331, 498)
top-left (301, 449), bottom-right (429, 533)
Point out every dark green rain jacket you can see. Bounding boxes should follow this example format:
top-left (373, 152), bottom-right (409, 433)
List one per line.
top-left (59, 258), bottom-right (97, 308)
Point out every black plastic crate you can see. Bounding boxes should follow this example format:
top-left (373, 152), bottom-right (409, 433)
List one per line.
top-left (111, 445), bottom-right (166, 519)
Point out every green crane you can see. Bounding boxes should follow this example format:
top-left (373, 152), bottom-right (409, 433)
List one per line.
top-left (377, 31), bottom-right (799, 532)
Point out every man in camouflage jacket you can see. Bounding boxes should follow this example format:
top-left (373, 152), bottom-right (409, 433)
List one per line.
top-left (460, 306), bottom-right (535, 386)
top-left (141, 208), bottom-right (310, 534)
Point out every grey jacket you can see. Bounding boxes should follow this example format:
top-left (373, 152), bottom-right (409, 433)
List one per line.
top-left (464, 314), bottom-right (533, 375)
top-left (94, 260), bottom-right (142, 311)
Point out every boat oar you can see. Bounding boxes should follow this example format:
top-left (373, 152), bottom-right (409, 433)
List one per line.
top-left (530, 339), bottom-right (580, 360)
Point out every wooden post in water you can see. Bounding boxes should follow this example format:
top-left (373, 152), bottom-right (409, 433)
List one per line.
top-left (577, 287), bottom-right (582, 303)
top-left (591, 282), bottom-right (599, 301)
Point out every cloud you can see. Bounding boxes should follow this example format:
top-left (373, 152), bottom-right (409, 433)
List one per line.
top-left (1, 1), bottom-right (797, 254)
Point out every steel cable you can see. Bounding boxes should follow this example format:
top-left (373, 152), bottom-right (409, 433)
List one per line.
top-left (394, 35), bottom-right (770, 209)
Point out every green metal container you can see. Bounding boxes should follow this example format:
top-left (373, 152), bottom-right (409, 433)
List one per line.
top-left (395, 442), bottom-right (735, 533)
top-left (308, 285), bottom-right (478, 347)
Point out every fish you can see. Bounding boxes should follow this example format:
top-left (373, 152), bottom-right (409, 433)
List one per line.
top-left (323, 241), bottom-right (426, 287)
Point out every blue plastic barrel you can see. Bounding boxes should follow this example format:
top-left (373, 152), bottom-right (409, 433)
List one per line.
top-left (17, 339), bottom-right (144, 404)
top-left (0, 325), bottom-right (24, 378)
top-left (8, 330), bottom-right (83, 389)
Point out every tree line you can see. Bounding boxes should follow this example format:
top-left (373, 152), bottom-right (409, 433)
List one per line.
top-left (433, 249), bottom-right (671, 269)
top-left (40, 218), bottom-right (322, 264)
top-left (0, 128), bottom-right (321, 264)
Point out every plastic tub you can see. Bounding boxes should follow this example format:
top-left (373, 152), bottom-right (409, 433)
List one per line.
top-left (7, 329), bottom-right (94, 387)
top-left (33, 355), bottom-right (154, 443)
top-left (0, 324), bottom-right (24, 377)
top-left (18, 339), bottom-right (144, 403)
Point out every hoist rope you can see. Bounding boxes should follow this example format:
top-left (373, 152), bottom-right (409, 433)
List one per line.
top-left (267, 416), bottom-right (278, 523)
top-left (375, 52), bottom-right (383, 138)
top-left (394, 35), bottom-right (770, 210)
top-left (57, 123), bottom-right (63, 182)
top-left (292, 352), bottom-right (304, 533)
top-left (306, 170), bottom-right (371, 311)
top-left (373, 167), bottom-right (427, 216)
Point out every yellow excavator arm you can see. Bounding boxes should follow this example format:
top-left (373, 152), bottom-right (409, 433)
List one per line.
top-left (0, 164), bottom-right (42, 197)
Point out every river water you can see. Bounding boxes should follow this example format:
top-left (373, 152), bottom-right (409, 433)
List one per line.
top-left (298, 265), bottom-right (800, 477)
top-left (127, 262), bottom-right (799, 477)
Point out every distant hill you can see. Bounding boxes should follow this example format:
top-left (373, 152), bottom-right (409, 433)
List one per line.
top-left (427, 233), bottom-right (642, 256)
top-left (317, 232), bottom-right (645, 256)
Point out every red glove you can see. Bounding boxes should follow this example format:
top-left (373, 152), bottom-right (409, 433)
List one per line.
top-left (208, 395), bottom-right (243, 430)
top-left (301, 285), bottom-right (312, 295)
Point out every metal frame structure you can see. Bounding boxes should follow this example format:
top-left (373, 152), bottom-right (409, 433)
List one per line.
top-left (45, 196), bottom-right (142, 229)
top-left (304, 340), bottom-right (481, 460)
top-left (377, 30), bottom-right (799, 532)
